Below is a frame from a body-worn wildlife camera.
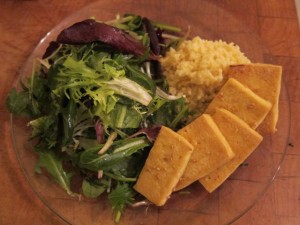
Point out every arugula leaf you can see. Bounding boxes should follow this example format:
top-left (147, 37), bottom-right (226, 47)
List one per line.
top-left (108, 153), bottom-right (147, 179)
top-left (35, 151), bottom-right (77, 197)
top-left (60, 98), bottom-right (77, 146)
top-left (147, 97), bottom-right (189, 129)
top-left (104, 172), bottom-right (136, 182)
top-left (79, 137), bottom-right (150, 171)
top-left (108, 183), bottom-right (135, 223)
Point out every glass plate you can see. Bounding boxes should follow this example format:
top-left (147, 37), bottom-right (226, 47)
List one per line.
top-left (10, 1), bottom-right (291, 224)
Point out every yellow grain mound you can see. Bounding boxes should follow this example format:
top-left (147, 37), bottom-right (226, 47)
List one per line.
top-left (160, 36), bottom-right (251, 113)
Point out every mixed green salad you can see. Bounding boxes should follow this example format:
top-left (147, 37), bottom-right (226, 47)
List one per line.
top-left (6, 14), bottom-right (190, 222)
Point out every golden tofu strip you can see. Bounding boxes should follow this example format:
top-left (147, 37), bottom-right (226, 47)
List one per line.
top-left (174, 114), bottom-right (234, 191)
top-left (134, 126), bottom-right (194, 206)
top-left (205, 78), bottom-right (272, 129)
top-left (199, 108), bottom-right (263, 193)
top-left (227, 63), bottom-right (282, 134)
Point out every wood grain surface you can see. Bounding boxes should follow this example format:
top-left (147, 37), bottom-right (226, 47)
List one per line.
top-left (1, 0), bottom-right (300, 225)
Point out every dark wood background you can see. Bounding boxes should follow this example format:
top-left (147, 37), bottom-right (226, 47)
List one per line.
top-left (1, 0), bottom-right (300, 224)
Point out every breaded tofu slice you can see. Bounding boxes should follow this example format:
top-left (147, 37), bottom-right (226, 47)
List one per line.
top-left (205, 78), bottom-right (272, 129)
top-left (199, 108), bottom-right (263, 193)
top-left (134, 126), bottom-right (193, 206)
top-left (174, 114), bottom-right (234, 191)
top-left (227, 63), bottom-right (282, 134)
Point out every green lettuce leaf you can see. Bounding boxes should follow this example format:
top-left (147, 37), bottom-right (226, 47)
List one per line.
top-left (110, 102), bottom-right (143, 128)
top-left (82, 179), bottom-right (105, 198)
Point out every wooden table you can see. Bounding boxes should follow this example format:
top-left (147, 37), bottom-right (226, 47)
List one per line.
top-left (1, 0), bottom-right (300, 224)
